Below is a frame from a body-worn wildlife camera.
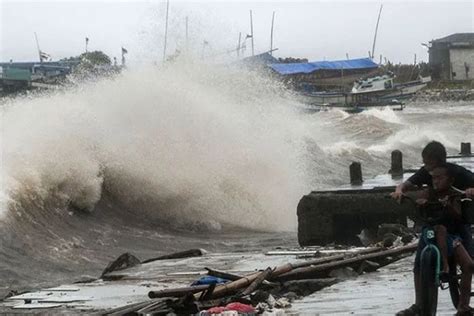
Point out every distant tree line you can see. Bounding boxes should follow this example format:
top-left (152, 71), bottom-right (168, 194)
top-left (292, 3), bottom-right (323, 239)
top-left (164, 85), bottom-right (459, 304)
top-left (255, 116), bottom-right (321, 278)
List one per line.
top-left (278, 57), bottom-right (309, 64)
top-left (60, 51), bottom-right (120, 78)
top-left (380, 62), bottom-right (431, 82)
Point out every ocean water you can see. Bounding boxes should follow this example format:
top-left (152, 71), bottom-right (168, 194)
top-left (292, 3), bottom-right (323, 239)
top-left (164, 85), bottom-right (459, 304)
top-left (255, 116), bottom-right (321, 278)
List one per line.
top-left (0, 60), bottom-right (473, 297)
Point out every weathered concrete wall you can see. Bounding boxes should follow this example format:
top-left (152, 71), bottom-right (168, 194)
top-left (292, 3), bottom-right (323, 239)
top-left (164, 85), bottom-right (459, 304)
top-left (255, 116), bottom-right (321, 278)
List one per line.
top-left (449, 48), bottom-right (474, 80)
top-left (429, 45), bottom-right (450, 80)
top-left (297, 188), bottom-right (411, 246)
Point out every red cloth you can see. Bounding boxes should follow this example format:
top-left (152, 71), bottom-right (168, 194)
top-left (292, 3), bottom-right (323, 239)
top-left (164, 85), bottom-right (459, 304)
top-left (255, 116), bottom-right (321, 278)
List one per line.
top-left (225, 302), bottom-right (255, 313)
top-left (207, 306), bottom-right (226, 313)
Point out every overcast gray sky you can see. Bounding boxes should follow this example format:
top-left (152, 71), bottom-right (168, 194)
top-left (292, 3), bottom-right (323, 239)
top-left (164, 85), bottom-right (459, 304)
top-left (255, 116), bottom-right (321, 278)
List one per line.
top-left (1, 0), bottom-right (473, 65)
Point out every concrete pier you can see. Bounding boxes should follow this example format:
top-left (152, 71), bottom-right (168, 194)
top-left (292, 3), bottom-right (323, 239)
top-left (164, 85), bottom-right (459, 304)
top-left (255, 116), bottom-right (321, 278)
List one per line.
top-left (298, 144), bottom-right (474, 247)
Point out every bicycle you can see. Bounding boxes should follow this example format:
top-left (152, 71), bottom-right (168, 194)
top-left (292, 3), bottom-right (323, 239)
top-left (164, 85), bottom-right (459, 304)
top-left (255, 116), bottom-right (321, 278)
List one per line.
top-left (401, 191), bottom-right (473, 316)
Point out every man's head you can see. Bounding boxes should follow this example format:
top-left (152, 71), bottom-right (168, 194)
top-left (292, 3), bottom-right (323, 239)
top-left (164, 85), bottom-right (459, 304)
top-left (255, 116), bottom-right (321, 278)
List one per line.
top-left (422, 141), bottom-right (447, 172)
top-left (431, 164), bottom-right (454, 192)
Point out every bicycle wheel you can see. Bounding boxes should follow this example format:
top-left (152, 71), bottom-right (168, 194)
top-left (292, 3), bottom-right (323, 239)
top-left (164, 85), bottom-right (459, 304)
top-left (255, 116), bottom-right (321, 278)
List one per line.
top-left (448, 260), bottom-right (461, 309)
top-left (420, 246), bottom-right (439, 316)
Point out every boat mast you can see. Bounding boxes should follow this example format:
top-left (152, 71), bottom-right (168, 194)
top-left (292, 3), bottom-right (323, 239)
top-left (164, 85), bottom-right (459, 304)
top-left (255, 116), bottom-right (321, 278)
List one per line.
top-left (250, 10), bottom-right (254, 56)
top-left (270, 11), bottom-right (275, 55)
top-left (371, 4), bottom-right (383, 59)
top-left (237, 32), bottom-right (241, 57)
top-left (34, 32), bottom-right (42, 63)
top-left (185, 16), bottom-right (189, 53)
top-left (163, 0), bottom-right (170, 63)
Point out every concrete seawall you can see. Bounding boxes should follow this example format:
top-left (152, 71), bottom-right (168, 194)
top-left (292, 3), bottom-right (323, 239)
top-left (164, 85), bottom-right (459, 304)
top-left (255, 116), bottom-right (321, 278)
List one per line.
top-left (297, 144), bottom-right (474, 247)
top-left (298, 188), bottom-right (410, 246)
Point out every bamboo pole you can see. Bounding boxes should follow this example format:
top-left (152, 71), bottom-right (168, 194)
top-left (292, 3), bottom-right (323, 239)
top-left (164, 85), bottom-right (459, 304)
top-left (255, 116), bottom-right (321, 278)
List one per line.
top-left (275, 243), bottom-right (417, 281)
top-left (149, 284), bottom-right (210, 298)
top-left (241, 267), bottom-right (272, 296)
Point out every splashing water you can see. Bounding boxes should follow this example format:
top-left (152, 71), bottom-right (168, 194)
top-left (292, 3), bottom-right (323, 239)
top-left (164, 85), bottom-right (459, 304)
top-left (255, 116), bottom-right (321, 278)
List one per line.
top-left (1, 59), bottom-right (473, 296)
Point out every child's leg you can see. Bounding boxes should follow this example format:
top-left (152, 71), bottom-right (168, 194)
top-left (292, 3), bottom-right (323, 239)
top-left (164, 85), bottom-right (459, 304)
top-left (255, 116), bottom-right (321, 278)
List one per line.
top-left (453, 241), bottom-right (473, 312)
top-left (434, 225), bottom-right (449, 273)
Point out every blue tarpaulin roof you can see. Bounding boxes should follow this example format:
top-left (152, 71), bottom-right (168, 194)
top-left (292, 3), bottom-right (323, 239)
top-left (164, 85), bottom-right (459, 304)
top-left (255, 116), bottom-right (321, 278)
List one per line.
top-left (269, 57), bottom-right (378, 75)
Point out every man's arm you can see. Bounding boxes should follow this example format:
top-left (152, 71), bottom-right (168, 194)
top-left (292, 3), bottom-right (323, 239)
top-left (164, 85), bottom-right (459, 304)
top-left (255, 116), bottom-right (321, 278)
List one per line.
top-left (466, 188), bottom-right (474, 198)
top-left (391, 180), bottom-right (416, 200)
top-left (391, 167), bottom-right (428, 201)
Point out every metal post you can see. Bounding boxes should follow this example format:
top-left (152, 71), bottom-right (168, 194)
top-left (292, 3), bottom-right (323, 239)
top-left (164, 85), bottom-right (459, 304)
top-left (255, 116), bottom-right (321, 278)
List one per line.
top-left (390, 150), bottom-right (403, 178)
top-left (460, 142), bottom-right (472, 156)
top-left (350, 162), bottom-right (363, 185)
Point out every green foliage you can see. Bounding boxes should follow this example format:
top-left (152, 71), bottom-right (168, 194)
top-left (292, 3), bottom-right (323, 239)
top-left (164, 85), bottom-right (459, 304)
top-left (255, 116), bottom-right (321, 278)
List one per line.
top-left (60, 51), bottom-right (115, 78)
top-left (278, 57), bottom-right (309, 64)
top-left (80, 51), bottom-right (111, 66)
top-left (381, 62), bottom-right (431, 82)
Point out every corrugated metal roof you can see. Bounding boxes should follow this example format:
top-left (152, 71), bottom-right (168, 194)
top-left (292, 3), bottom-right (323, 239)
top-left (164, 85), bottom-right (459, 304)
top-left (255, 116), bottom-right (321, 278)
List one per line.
top-left (240, 52), bottom-right (279, 66)
top-left (269, 57), bottom-right (378, 75)
top-left (432, 33), bottom-right (474, 44)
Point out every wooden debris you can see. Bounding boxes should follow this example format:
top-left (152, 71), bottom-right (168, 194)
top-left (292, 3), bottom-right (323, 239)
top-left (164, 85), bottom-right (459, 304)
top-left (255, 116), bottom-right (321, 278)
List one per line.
top-left (241, 267), bottom-right (273, 296)
top-left (104, 300), bottom-right (154, 315)
top-left (149, 284), bottom-right (210, 299)
top-left (107, 243), bottom-right (417, 315)
top-left (205, 268), bottom-right (243, 281)
top-left (142, 249), bottom-right (206, 264)
top-left (274, 243), bottom-right (417, 281)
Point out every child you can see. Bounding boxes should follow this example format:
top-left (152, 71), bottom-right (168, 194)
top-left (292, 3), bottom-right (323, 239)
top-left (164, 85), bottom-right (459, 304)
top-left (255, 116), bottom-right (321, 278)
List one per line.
top-left (416, 165), bottom-right (463, 274)
top-left (415, 164), bottom-right (473, 315)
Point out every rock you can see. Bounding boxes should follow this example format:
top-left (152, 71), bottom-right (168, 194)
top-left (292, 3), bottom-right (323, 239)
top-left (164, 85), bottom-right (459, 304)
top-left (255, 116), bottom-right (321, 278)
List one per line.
top-left (382, 233), bottom-right (398, 247)
top-left (377, 223), bottom-right (411, 238)
top-left (357, 228), bottom-right (377, 246)
top-left (101, 252), bottom-right (141, 277)
top-left (266, 294), bottom-right (276, 308)
top-left (251, 290), bottom-right (270, 304)
top-left (357, 260), bottom-right (380, 274)
top-left (401, 233), bottom-right (414, 244)
top-left (274, 297), bottom-right (291, 308)
top-left (329, 267), bottom-right (358, 279)
top-left (283, 291), bottom-right (299, 301)
top-left (281, 279), bottom-right (337, 296)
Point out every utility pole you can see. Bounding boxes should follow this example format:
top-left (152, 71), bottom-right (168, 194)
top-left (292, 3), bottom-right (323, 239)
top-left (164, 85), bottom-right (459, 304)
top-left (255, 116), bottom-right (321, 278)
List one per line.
top-left (270, 11), bottom-right (275, 55)
top-left (250, 10), bottom-right (254, 56)
top-left (163, 0), bottom-right (170, 63)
